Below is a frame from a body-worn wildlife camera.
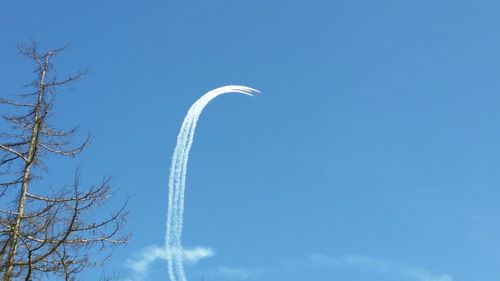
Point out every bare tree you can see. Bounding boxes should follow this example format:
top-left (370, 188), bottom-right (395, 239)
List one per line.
top-left (0, 43), bottom-right (129, 281)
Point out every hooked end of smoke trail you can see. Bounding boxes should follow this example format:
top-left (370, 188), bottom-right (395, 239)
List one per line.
top-left (219, 85), bottom-right (261, 97)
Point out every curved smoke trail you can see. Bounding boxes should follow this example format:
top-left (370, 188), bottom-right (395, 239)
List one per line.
top-left (166, 85), bottom-right (259, 281)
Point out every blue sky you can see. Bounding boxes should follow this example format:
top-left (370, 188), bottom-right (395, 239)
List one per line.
top-left (2, 1), bottom-right (500, 280)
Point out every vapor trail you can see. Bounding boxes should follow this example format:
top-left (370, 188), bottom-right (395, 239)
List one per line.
top-left (166, 85), bottom-right (259, 281)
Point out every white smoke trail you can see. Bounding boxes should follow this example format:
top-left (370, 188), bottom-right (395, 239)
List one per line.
top-left (166, 85), bottom-right (259, 281)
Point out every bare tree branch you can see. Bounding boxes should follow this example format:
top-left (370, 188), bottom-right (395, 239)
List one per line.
top-left (0, 144), bottom-right (27, 162)
top-left (0, 99), bottom-right (34, 108)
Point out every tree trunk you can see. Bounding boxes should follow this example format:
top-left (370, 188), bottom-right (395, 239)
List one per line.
top-left (3, 64), bottom-right (46, 281)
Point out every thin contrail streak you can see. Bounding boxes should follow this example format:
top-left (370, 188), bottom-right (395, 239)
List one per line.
top-left (166, 85), bottom-right (259, 281)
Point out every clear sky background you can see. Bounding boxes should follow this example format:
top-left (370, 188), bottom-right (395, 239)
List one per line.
top-left (2, 1), bottom-right (500, 280)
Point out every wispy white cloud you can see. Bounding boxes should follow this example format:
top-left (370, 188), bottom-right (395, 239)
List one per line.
top-left (308, 254), bottom-right (453, 281)
top-left (122, 248), bottom-right (452, 281)
top-left (214, 266), bottom-right (253, 279)
top-left (122, 245), bottom-right (215, 281)
top-left (209, 254), bottom-right (452, 281)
